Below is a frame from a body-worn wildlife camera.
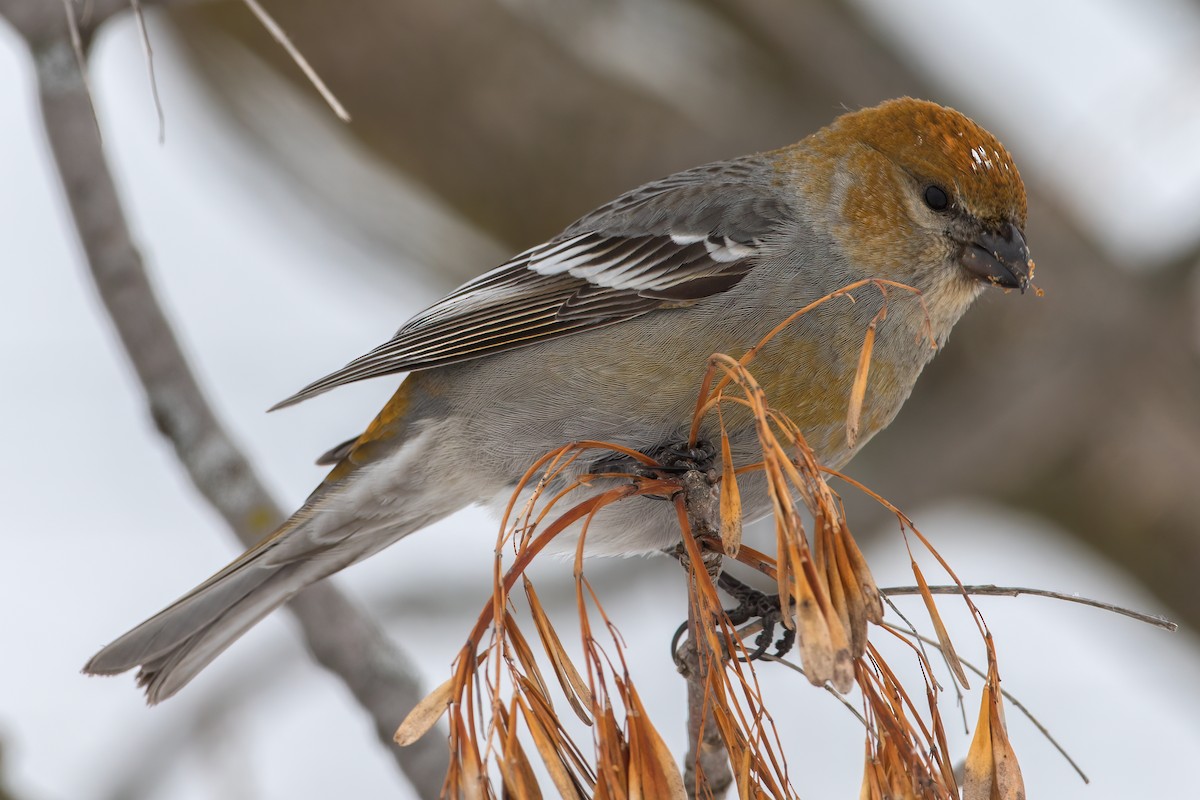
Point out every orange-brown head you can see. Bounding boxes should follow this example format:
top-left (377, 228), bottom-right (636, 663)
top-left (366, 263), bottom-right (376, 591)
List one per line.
top-left (777, 97), bottom-right (1032, 299)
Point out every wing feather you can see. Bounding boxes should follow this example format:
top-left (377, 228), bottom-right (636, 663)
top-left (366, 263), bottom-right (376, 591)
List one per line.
top-left (271, 155), bottom-right (789, 410)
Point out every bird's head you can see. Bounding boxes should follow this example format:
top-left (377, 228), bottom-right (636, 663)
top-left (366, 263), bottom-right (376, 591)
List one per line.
top-left (782, 97), bottom-right (1034, 306)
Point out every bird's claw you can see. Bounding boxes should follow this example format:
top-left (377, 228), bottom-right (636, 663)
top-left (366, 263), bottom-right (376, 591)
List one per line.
top-left (589, 438), bottom-right (716, 482)
top-left (719, 571), bottom-right (795, 661)
top-left (670, 571), bottom-right (796, 666)
top-left (651, 439), bottom-right (717, 474)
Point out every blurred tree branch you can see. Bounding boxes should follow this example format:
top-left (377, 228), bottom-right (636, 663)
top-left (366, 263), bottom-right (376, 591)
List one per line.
top-left (0, 1), bottom-right (445, 794)
top-left (0, 739), bottom-right (15, 800)
top-left (177, 0), bottom-right (1199, 632)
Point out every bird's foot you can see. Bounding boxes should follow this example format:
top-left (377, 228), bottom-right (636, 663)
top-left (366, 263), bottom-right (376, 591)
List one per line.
top-left (718, 571), bottom-right (795, 660)
top-left (590, 438), bottom-right (716, 482)
top-left (671, 571), bottom-right (796, 665)
top-left (649, 438), bottom-right (716, 474)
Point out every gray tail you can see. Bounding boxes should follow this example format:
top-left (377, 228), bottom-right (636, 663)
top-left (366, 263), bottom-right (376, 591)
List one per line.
top-left (85, 420), bottom-right (478, 702)
top-left (83, 549), bottom-right (338, 704)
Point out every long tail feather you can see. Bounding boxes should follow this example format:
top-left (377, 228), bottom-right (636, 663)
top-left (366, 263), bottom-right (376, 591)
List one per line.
top-left (85, 422), bottom-right (480, 702)
top-left (83, 545), bottom-right (347, 703)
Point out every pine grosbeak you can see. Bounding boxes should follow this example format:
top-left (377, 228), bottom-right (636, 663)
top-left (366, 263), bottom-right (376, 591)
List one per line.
top-left (86, 98), bottom-right (1033, 701)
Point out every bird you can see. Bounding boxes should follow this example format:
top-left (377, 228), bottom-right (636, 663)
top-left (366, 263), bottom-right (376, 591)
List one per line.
top-left (85, 97), bottom-right (1033, 703)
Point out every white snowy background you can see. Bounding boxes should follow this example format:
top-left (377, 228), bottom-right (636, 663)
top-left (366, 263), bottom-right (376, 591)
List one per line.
top-left (2, 4), bottom-right (1199, 799)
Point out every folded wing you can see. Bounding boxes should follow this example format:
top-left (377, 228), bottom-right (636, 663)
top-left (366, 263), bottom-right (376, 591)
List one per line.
top-left (272, 155), bottom-right (789, 410)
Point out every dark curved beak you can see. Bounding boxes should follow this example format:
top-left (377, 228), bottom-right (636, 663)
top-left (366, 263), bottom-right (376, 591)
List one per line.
top-left (958, 223), bottom-right (1032, 292)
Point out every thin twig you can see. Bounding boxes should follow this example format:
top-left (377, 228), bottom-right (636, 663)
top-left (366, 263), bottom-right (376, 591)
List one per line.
top-left (881, 584), bottom-right (1177, 631)
top-left (881, 593), bottom-right (970, 734)
top-left (128, 0), bottom-right (165, 142)
top-left (10, 12), bottom-right (443, 795)
top-left (881, 622), bottom-right (1090, 785)
top-left (758, 654), bottom-right (871, 731)
top-left (239, 0), bottom-right (351, 121)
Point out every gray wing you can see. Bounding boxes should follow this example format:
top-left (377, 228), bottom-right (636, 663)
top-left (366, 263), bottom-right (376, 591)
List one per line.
top-left (272, 155), bottom-right (790, 410)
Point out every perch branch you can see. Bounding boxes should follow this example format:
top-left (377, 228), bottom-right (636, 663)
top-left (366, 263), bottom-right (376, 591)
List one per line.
top-left (676, 469), bottom-right (733, 799)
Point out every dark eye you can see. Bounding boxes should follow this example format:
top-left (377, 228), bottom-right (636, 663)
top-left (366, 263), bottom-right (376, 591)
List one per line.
top-left (923, 184), bottom-right (950, 212)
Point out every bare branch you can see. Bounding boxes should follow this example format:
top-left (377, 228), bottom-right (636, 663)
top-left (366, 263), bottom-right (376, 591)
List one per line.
top-left (676, 469), bottom-right (733, 800)
top-left (0, 4), bottom-right (445, 793)
top-left (881, 584), bottom-right (1177, 631)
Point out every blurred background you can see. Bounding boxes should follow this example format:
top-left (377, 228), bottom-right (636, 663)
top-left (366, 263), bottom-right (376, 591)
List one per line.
top-left (2, 1), bottom-right (1199, 798)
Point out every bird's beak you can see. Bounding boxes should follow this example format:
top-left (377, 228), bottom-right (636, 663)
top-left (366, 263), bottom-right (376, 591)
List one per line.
top-left (958, 223), bottom-right (1032, 292)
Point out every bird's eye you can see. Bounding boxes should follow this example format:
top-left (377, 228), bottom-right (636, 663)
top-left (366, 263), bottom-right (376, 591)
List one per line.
top-left (923, 184), bottom-right (950, 212)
